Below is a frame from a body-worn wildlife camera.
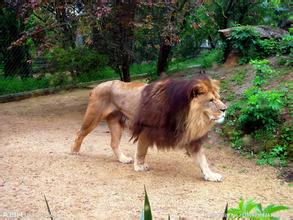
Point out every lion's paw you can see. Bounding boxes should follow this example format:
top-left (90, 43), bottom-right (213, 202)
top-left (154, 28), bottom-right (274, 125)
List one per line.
top-left (70, 150), bottom-right (80, 155)
top-left (134, 163), bottom-right (150, 172)
top-left (204, 172), bottom-right (223, 182)
top-left (118, 154), bottom-right (133, 164)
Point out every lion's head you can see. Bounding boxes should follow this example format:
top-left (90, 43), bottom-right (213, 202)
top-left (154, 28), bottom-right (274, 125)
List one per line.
top-left (183, 78), bottom-right (227, 146)
top-left (131, 75), bottom-right (227, 152)
top-left (189, 79), bottom-right (227, 123)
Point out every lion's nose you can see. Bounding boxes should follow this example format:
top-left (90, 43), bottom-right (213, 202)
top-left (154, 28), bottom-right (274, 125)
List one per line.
top-left (220, 106), bottom-right (227, 112)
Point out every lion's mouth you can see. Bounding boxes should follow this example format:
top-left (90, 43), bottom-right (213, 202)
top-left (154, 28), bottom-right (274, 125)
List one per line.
top-left (211, 113), bottom-right (225, 124)
top-left (215, 116), bottom-right (225, 124)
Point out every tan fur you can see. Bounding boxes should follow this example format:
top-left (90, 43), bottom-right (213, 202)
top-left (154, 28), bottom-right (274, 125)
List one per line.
top-left (72, 78), bottom-right (227, 181)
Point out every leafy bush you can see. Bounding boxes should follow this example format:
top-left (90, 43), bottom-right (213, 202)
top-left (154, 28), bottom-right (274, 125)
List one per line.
top-left (228, 26), bottom-right (291, 63)
top-left (279, 34), bottom-right (293, 55)
top-left (228, 198), bottom-right (289, 220)
top-left (45, 47), bottom-right (108, 75)
top-left (237, 90), bottom-right (284, 133)
top-left (229, 26), bottom-right (260, 63)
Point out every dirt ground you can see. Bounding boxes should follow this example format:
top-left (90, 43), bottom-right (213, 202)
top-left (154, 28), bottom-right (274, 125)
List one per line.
top-left (0, 88), bottom-right (292, 219)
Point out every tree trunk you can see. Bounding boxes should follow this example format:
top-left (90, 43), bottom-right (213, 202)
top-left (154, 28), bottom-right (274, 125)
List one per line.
top-left (220, 0), bottom-right (236, 62)
top-left (115, 0), bottom-right (136, 82)
top-left (156, 0), bottom-right (190, 77)
top-left (157, 37), bottom-right (172, 76)
top-left (122, 54), bottom-right (131, 82)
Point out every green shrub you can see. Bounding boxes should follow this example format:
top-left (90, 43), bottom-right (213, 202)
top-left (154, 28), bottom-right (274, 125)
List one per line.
top-left (237, 90), bottom-right (284, 133)
top-left (257, 39), bottom-right (279, 56)
top-left (224, 86), bottom-right (289, 165)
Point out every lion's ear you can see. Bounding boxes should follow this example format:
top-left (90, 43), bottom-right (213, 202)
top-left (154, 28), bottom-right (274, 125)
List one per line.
top-left (190, 82), bottom-right (208, 99)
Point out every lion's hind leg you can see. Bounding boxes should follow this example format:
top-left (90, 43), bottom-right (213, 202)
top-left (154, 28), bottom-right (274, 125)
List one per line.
top-left (107, 113), bottom-right (133, 164)
top-left (71, 102), bottom-right (102, 154)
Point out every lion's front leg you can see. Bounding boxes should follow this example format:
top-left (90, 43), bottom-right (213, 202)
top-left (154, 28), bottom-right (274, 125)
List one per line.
top-left (134, 134), bottom-right (151, 172)
top-left (193, 148), bottom-right (223, 182)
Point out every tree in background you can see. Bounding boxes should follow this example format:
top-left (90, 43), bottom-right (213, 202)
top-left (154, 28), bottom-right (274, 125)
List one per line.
top-left (184, 0), bottom-right (291, 61)
top-left (135, 0), bottom-right (205, 77)
top-left (89, 0), bottom-right (137, 82)
top-left (1, 0), bottom-right (290, 80)
top-left (0, 1), bottom-right (32, 77)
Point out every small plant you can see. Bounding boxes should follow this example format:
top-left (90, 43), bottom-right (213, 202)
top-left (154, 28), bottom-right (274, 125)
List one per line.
top-left (140, 186), bottom-right (152, 220)
top-left (231, 69), bottom-right (247, 85)
top-left (228, 198), bottom-right (289, 220)
top-left (249, 59), bottom-right (274, 86)
top-left (257, 145), bottom-right (288, 167)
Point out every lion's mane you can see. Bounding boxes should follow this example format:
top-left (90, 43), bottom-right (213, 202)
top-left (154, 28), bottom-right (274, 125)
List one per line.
top-left (131, 75), bottom-right (217, 153)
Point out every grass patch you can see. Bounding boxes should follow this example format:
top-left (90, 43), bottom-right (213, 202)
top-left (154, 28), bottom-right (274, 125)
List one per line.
top-left (231, 69), bottom-right (247, 85)
top-left (77, 67), bottom-right (116, 83)
top-left (0, 76), bottom-right (51, 95)
top-left (130, 62), bottom-right (156, 75)
top-left (168, 49), bottom-right (223, 72)
top-left (168, 57), bottom-right (201, 72)
top-left (0, 67), bottom-right (117, 96)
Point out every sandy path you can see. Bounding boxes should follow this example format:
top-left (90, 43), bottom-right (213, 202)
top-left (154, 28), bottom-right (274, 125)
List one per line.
top-left (0, 89), bottom-right (292, 219)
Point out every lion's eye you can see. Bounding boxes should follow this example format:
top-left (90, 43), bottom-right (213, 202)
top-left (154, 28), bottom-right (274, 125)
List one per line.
top-left (209, 98), bottom-right (214, 102)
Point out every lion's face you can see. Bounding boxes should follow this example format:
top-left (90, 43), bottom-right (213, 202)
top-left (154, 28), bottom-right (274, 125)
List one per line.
top-left (203, 92), bottom-right (227, 124)
top-left (190, 79), bottom-right (227, 124)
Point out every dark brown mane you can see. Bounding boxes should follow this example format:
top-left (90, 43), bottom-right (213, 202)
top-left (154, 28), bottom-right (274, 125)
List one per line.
top-left (131, 75), bottom-right (210, 150)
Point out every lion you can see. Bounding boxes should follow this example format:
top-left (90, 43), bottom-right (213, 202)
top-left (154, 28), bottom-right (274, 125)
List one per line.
top-left (72, 75), bottom-right (227, 181)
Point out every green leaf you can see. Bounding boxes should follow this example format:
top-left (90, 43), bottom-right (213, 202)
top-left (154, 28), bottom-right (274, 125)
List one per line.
top-left (141, 186), bottom-right (152, 220)
top-left (243, 199), bottom-right (257, 213)
top-left (255, 203), bottom-right (263, 213)
top-left (263, 205), bottom-right (289, 214)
